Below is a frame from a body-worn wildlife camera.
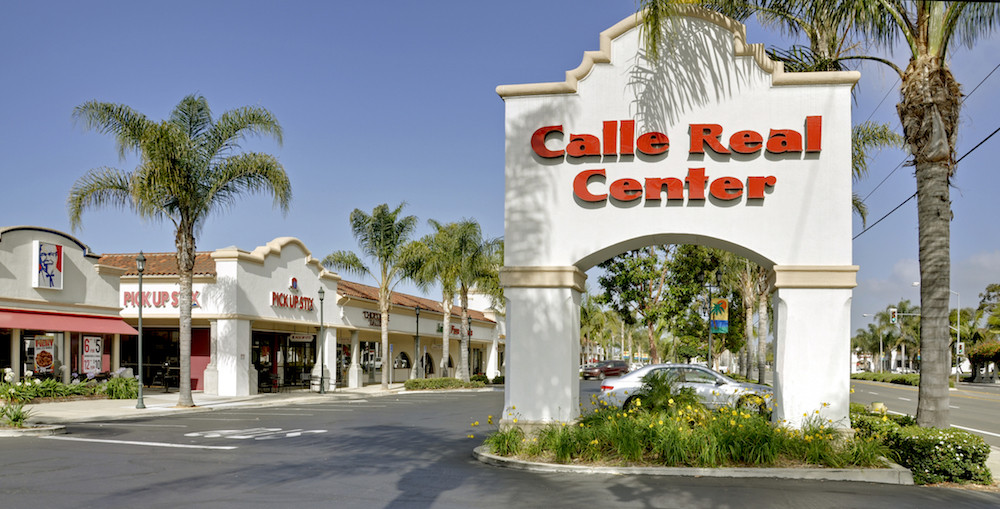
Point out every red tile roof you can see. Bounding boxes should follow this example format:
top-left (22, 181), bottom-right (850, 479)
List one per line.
top-left (336, 280), bottom-right (491, 322)
top-left (98, 252), bottom-right (217, 277)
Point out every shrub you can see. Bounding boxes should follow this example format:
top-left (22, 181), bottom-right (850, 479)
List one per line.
top-left (885, 426), bottom-right (992, 485)
top-left (101, 376), bottom-right (138, 399)
top-left (850, 372), bottom-right (948, 387)
top-left (484, 425), bottom-right (524, 456)
top-left (851, 407), bottom-right (989, 484)
top-left (491, 375), bottom-right (504, 385)
top-left (403, 377), bottom-right (485, 391)
top-left (1, 402), bottom-right (32, 427)
top-left (470, 374), bottom-right (489, 383)
top-left (1, 373), bottom-right (99, 403)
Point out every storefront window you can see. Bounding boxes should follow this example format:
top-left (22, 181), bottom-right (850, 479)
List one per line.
top-left (0, 329), bottom-right (11, 371)
top-left (393, 352), bottom-right (410, 369)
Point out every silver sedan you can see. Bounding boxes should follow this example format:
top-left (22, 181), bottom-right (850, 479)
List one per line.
top-left (597, 363), bottom-right (773, 411)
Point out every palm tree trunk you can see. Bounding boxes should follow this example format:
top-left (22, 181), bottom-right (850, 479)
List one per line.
top-left (898, 57), bottom-right (960, 429)
top-left (175, 225), bottom-right (196, 407)
top-left (440, 298), bottom-right (451, 378)
top-left (380, 302), bottom-right (390, 390)
top-left (646, 323), bottom-right (659, 364)
top-left (458, 291), bottom-right (470, 382)
top-left (756, 294), bottom-right (768, 385)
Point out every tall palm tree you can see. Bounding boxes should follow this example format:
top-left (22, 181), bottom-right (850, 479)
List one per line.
top-left (323, 203), bottom-right (420, 389)
top-left (449, 220), bottom-right (501, 382)
top-left (69, 95), bottom-right (290, 407)
top-left (411, 221), bottom-right (463, 378)
top-left (640, 0), bottom-right (1000, 427)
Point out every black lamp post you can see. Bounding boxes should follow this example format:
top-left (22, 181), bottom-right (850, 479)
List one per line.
top-left (318, 286), bottom-right (325, 394)
top-left (414, 306), bottom-right (421, 378)
top-left (135, 252), bottom-right (146, 409)
top-left (467, 316), bottom-right (473, 376)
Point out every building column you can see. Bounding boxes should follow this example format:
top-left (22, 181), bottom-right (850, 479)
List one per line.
top-left (348, 330), bottom-right (362, 388)
top-left (486, 326), bottom-right (500, 380)
top-left (11, 329), bottom-right (21, 381)
top-left (311, 327), bottom-right (336, 392)
top-left (215, 318), bottom-right (252, 396)
top-left (111, 334), bottom-right (121, 371)
top-left (61, 331), bottom-right (71, 382)
top-left (771, 265), bottom-right (857, 429)
top-left (203, 320), bottom-right (220, 395)
top-left (500, 266), bottom-right (585, 427)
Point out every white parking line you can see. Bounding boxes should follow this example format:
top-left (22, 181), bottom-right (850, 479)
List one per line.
top-left (42, 436), bottom-right (236, 450)
top-left (898, 397), bottom-right (911, 401)
top-left (950, 405), bottom-right (961, 409)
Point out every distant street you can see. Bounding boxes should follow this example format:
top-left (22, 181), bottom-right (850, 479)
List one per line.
top-left (851, 379), bottom-right (1000, 448)
top-left (2, 385), bottom-right (999, 508)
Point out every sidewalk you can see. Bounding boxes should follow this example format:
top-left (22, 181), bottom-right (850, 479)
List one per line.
top-left (22, 383), bottom-right (407, 425)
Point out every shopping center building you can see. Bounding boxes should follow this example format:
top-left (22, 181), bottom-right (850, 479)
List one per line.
top-left (1, 226), bottom-right (504, 395)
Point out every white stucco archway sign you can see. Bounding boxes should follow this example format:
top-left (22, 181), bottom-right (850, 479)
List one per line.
top-left (498, 7), bottom-right (859, 429)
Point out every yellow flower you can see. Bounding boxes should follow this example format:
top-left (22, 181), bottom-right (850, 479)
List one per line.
top-left (821, 402), bottom-right (830, 407)
top-left (467, 434), bottom-right (475, 439)
top-left (659, 420), bottom-right (664, 425)
top-left (488, 415), bottom-right (494, 425)
top-left (511, 405), bottom-right (516, 410)
top-left (513, 418), bottom-right (518, 423)
top-left (850, 388), bottom-right (855, 394)
top-left (730, 419), bottom-right (736, 426)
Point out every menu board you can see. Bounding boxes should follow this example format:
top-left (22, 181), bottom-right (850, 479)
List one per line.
top-left (83, 336), bottom-right (102, 375)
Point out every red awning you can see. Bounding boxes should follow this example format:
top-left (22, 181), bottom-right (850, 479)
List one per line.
top-left (0, 309), bottom-right (138, 335)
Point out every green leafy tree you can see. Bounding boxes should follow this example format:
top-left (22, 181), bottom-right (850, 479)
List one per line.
top-left (323, 203), bottom-right (420, 389)
top-left (411, 222), bottom-right (463, 378)
top-left (69, 95), bottom-right (290, 407)
top-left (448, 220), bottom-right (501, 382)
top-left (641, 0), bottom-right (1000, 427)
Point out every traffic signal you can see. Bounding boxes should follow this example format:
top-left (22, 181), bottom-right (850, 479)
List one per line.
top-left (890, 307), bottom-right (897, 324)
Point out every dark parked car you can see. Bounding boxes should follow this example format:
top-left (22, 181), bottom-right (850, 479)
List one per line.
top-left (581, 360), bottom-right (628, 380)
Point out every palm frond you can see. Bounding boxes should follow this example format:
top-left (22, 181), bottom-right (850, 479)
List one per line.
top-left (67, 167), bottom-right (136, 229)
top-left (323, 250), bottom-right (370, 279)
top-left (72, 101), bottom-right (153, 161)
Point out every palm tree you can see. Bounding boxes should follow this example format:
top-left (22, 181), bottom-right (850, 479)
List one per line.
top-left (580, 290), bottom-right (607, 365)
top-left (69, 95), bottom-right (290, 407)
top-left (449, 220), bottom-right (501, 382)
top-left (640, 0), bottom-right (1000, 427)
top-left (411, 221), bottom-right (463, 378)
top-left (323, 203), bottom-right (420, 389)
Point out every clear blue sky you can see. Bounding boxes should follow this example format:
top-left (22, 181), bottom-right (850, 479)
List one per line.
top-left (2, 1), bottom-right (998, 334)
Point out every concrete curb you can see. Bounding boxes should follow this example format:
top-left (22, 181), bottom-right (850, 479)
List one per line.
top-left (473, 446), bottom-right (915, 485)
top-left (0, 424), bottom-right (66, 437)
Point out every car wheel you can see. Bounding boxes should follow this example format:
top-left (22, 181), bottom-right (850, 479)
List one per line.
top-left (623, 396), bottom-right (637, 409)
top-left (598, 372), bottom-right (606, 381)
top-left (737, 395), bottom-right (769, 417)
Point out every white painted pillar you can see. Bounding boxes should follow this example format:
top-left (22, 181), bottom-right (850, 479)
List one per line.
top-left (215, 318), bottom-right (251, 396)
top-left (500, 267), bottom-right (584, 426)
top-left (203, 320), bottom-right (219, 395)
top-left (61, 331), bottom-right (71, 382)
top-left (348, 330), bottom-right (362, 388)
top-left (486, 329), bottom-right (500, 379)
top-left (111, 334), bottom-right (121, 371)
top-left (11, 329), bottom-right (20, 381)
top-left (772, 285), bottom-right (853, 429)
top-left (311, 327), bottom-right (336, 392)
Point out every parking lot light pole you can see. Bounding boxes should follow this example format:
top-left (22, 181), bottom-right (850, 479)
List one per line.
top-left (135, 252), bottom-right (146, 410)
top-left (318, 286), bottom-right (325, 394)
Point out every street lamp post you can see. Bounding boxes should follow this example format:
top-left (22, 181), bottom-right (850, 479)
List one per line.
top-left (414, 307), bottom-right (421, 378)
top-left (135, 252), bottom-right (146, 410)
top-left (318, 286), bottom-right (325, 394)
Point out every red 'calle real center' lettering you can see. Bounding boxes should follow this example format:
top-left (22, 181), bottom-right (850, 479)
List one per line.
top-left (531, 117), bottom-right (821, 204)
top-left (573, 168), bottom-right (776, 202)
top-left (531, 117), bottom-right (821, 158)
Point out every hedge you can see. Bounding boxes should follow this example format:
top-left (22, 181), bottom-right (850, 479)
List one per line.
top-left (851, 407), bottom-right (992, 485)
top-left (403, 377), bottom-right (486, 391)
